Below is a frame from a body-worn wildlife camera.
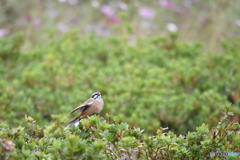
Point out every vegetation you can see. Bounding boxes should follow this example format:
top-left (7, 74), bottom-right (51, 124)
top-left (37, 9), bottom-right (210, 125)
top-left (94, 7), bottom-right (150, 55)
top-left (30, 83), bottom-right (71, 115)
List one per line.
top-left (0, 113), bottom-right (239, 159)
top-left (0, 33), bottom-right (239, 159)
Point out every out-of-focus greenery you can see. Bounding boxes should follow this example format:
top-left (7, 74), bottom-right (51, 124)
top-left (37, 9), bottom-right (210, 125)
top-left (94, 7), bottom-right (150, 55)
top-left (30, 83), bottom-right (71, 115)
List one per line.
top-left (0, 113), bottom-right (239, 159)
top-left (0, 33), bottom-right (240, 134)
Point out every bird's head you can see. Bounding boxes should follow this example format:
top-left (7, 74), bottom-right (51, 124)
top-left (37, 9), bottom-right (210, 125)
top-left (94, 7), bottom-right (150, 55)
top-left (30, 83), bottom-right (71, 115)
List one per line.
top-left (91, 91), bottom-right (101, 99)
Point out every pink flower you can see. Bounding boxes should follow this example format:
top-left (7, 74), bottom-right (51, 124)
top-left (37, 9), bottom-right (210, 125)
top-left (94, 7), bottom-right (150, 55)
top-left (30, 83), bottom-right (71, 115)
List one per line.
top-left (0, 29), bottom-right (8, 37)
top-left (109, 17), bottom-right (121, 24)
top-left (33, 19), bottom-right (42, 28)
top-left (3, 141), bottom-right (14, 151)
top-left (101, 5), bottom-right (114, 17)
top-left (70, 17), bottom-right (79, 24)
top-left (160, 0), bottom-right (170, 7)
top-left (23, 15), bottom-right (32, 22)
top-left (138, 8), bottom-right (154, 19)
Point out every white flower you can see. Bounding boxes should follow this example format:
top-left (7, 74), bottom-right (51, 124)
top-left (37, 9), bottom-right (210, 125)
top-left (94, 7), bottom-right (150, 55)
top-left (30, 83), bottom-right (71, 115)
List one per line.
top-left (58, 0), bottom-right (66, 3)
top-left (167, 23), bottom-right (178, 32)
top-left (236, 19), bottom-right (240, 27)
top-left (91, 1), bottom-right (100, 8)
top-left (57, 23), bottom-right (70, 32)
top-left (118, 2), bottom-right (128, 10)
top-left (68, 0), bottom-right (78, 5)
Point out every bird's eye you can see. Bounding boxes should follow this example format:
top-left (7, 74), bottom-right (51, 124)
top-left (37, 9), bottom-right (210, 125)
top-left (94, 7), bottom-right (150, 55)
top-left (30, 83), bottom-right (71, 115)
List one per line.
top-left (92, 94), bottom-right (98, 99)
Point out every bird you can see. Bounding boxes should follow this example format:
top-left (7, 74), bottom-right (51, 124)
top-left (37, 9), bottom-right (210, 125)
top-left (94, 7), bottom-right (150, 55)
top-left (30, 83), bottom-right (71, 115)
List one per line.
top-left (65, 91), bottom-right (104, 128)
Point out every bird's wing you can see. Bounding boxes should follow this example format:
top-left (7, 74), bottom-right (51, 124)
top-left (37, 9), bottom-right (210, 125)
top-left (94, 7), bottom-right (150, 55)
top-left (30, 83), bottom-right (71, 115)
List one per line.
top-left (70, 98), bottom-right (94, 114)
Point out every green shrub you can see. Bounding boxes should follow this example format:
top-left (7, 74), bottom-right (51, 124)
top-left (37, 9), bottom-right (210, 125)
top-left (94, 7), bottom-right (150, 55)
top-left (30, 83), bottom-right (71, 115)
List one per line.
top-left (0, 33), bottom-right (240, 134)
top-left (0, 33), bottom-right (24, 59)
top-left (0, 113), bottom-right (239, 160)
top-left (0, 33), bottom-right (240, 159)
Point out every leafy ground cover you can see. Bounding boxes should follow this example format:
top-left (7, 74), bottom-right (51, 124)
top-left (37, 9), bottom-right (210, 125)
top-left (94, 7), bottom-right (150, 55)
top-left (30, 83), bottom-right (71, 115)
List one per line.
top-left (0, 33), bottom-right (240, 159)
top-left (0, 113), bottom-right (239, 159)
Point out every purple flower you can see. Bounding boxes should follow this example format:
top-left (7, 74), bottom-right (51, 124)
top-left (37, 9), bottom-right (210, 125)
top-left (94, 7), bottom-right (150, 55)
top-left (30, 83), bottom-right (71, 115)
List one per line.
top-left (0, 29), bottom-right (8, 37)
top-left (138, 8), bottom-right (154, 19)
top-left (101, 5), bottom-right (114, 17)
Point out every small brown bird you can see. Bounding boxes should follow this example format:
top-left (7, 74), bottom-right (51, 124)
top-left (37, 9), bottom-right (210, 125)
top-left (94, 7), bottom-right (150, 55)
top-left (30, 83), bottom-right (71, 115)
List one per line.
top-left (65, 91), bottom-right (104, 128)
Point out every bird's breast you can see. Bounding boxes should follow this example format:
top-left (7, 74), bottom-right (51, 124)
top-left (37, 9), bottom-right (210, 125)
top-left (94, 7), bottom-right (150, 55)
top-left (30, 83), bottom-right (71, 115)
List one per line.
top-left (95, 101), bottom-right (104, 113)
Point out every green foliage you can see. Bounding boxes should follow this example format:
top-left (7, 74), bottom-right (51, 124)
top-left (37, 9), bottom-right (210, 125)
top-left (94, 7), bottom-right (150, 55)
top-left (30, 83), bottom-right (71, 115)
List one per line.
top-left (0, 33), bottom-right (240, 159)
top-left (1, 33), bottom-right (240, 134)
top-left (0, 114), bottom-right (239, 159)
top-left (0, 33), bottom-right (24, 59)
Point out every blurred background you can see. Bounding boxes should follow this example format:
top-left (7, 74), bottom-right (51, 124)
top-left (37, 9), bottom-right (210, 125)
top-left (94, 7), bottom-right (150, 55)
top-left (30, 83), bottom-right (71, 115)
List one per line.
top-left (0, 0), bottom-right (240, 135)
top-left (1, 0), bottom-right (240, 51)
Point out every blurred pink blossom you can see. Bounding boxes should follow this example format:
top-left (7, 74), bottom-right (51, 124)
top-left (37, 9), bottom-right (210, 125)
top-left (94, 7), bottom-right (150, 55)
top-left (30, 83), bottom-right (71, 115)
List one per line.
top-left (33, 19), bottom-right (42, 28)
top-left (101, 5), bottom-right (114, 17)
top-left (138, 8), bottom-right (154, 19)
top-left (23, 15), bottom-right (32, 22)
top-left (70, 17), bottom-right (79, 24)
top-left (160, 0), bottom-right (170, 8)
top-left (108, 17), bottom-right (121, 24)
top-left (0, 29), bottom-right (8, 37)
top-left (3, 141), bottom-right (14, 151)
top-left (159, 0), bottom-right (176, 9)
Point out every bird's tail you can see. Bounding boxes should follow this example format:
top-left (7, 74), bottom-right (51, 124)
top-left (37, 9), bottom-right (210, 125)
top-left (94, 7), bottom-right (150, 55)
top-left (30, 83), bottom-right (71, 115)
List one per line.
top-left (65, 116), bottom-right (81, 129)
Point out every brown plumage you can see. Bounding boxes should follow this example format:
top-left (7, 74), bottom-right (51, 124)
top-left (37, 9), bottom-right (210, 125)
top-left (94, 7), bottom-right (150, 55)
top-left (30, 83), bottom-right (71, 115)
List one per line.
top-left (65, 91), bottom-right (104, 128)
